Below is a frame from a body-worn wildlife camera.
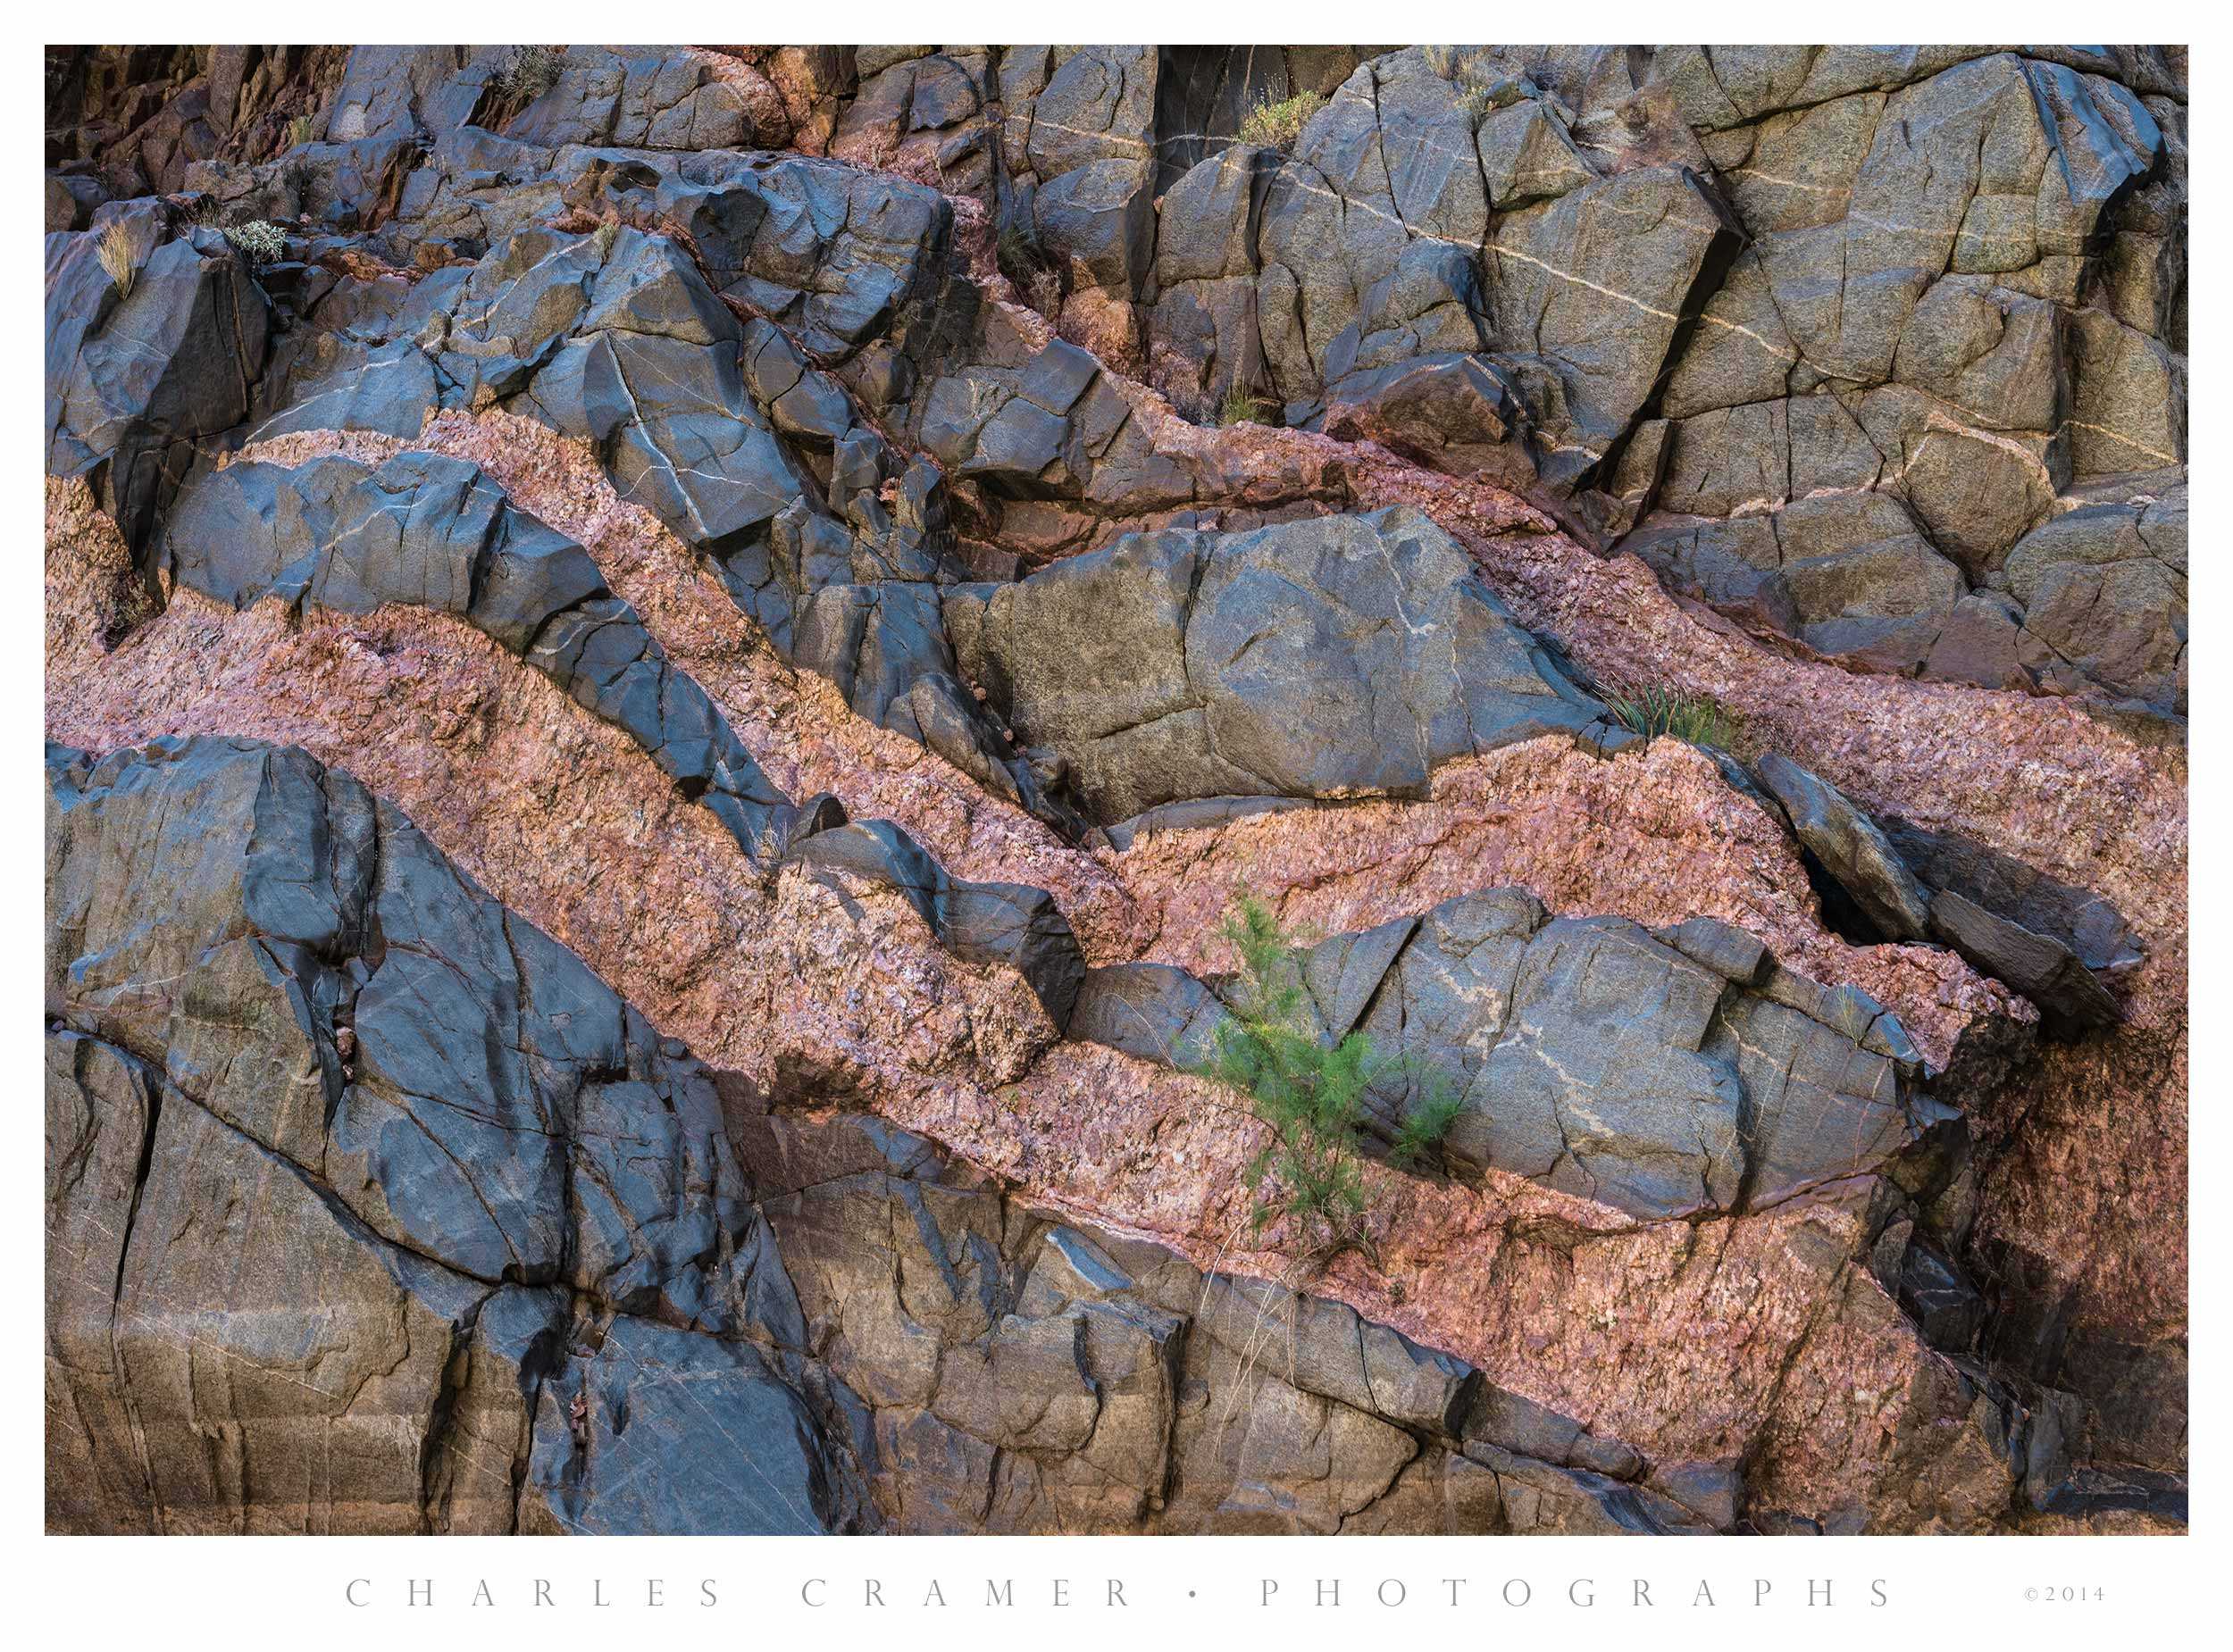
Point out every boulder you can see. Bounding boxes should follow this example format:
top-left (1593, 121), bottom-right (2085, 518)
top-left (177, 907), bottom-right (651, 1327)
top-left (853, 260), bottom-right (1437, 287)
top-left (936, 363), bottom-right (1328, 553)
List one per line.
top-left (947, 506), bottom-right (1619, 822)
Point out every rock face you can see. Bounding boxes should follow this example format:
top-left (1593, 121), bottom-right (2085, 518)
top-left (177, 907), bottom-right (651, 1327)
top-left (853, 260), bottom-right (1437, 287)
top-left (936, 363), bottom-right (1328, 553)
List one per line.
top-left (947, 506), bottom-right (1624, 822)
top-left (44, 43), bottom-right (2186, 1537)
top-left (46, 736), bottom-right (857, 1533)
top-left (1077, 892), bottom-right (1936, 1221)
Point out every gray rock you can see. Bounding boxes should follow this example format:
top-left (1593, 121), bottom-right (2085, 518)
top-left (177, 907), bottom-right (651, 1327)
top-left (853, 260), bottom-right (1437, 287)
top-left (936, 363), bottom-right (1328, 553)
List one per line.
top-left (45, 736), bottom-right (854, 1534)
top-left (949, 506), bottom-right (1614, 822)
top-left (1755, 751), bottom-right (1935, 940)
top-left (1929, 890), bottom-right (2123, 1031)
top-left (155, 450), bottom-right (796, 864)
top-left (784, 819), bottom-right (1087, 1028)
top-left (47, 224), bottom-right (270, 560)
top-left (743, 1106), bottom-right (1508, 1533)
top-left (1069, 886), bottom-right (1932, 1221)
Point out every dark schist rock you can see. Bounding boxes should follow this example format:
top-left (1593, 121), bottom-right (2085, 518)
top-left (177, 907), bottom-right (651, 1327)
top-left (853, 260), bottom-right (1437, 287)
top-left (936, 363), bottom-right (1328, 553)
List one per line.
top-left (946, 505), bottom-right (1631, 824)
top-left (47, 221), bottom-right (271, 560)
top-left (1755, 751), bottom-right (1934, 940)
top-left (238, 201), bottom-right (1063, 830)
top-left (155, 448), bottom-right (798, 864)
top-left (1929, 891), bottom-right (2123, 1033)
top-left (59, 40), bottom-right (2190, 710)
top-left (1075, 889), bottom-right (1936, 1222)
top-left (45, 735), bottom-right (862, 1535)
top-left (737, 1106), bottom-right (1698, 1534)
top-left (1743, 751), bottom-right (2130, 1034)
top-left (48, 733), bottom-right (1570, 1536)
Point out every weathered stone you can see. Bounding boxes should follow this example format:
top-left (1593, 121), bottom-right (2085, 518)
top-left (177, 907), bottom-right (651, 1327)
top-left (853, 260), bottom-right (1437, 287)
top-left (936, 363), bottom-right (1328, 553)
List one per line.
top-left (1755, 751), bottom-right (1935, 941)
top-left (949, 507), bottom-right (1614, 822)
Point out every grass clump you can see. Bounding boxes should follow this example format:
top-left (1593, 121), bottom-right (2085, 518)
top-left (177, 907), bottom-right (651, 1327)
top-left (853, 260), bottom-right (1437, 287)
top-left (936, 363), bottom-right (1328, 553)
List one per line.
top-left (1193, 894), bottom-right (1466, 1261)
top-left (1217, 384), bottom-right (1276, 427)
top-left (1603, 685), bottom-right (1735, 748)
top-left (492, 45), bottom-right (565, 102)
top-left (1238, 89), bottom-right (1326, 154)
top-left (995, 216), bottom-right (1061, 313)
top-left (96, 220), bottom-right (138, 297)
top-left (222, 219), bottom-right (288, 267)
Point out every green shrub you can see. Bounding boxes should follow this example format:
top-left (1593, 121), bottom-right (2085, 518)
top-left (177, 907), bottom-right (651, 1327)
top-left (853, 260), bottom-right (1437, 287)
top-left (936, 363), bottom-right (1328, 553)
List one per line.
top-left (1603, 684), bottom-right (1735, 748)
top-left (287, 113), bottom-right (314, 148)
top-left (222, 219), bottom-right (288, 267)
top-left (1192, 895), bottom-right (1471, 1259)
top-left (1198, 894), bottom-right (1373, 1259)
top-left (1217, 385), bottom-right (1275, 427)
top-left (1238, 89), bottom-right (1326, 154)
top-left (96, 220), bottom-right (138, 298)
top-left (1391, 1085), bottom-right (1467, 1172)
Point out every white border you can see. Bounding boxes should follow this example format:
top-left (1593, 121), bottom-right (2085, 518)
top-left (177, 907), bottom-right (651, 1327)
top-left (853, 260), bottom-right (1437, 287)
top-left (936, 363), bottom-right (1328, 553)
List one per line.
top-left (8, 8), bottom-right (2215, 1640)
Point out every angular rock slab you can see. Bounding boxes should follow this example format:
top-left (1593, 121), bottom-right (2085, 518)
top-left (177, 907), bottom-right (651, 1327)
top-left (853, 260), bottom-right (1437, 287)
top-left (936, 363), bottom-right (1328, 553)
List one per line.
top-left (45, 736), bottom-right (853, 1533)
top-left (1756, 750), bottom-right (1935, 941)
top-left (947, 505), bottom-right (1618, 822)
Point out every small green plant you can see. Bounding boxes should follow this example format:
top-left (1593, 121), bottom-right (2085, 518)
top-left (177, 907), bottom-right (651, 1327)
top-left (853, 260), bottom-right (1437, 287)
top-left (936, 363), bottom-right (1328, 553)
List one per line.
top-left (1603, 685), bottom-right (1735, 748)
top-left (1391, 1085), bottom-right (1467, 1172)
top-left (222, 219), bottom-right (288, 267)
top-left (1237, 89), bottom-right (1326, 154)
top-left (1193, 895), bottom-right (1472, 1261)
top-left (492, 44), bottom-right (565, 102)
top-left (1217, 384), bottom-right (1276, 427)
top-left (1199, 894), bottom-right (1374, 1260)
top-left (591, 217), bottom-right (621, 260)
top-left (287, 113), bottom-right (314, 148)
top-left (96, 219), bottom-right (138, 297)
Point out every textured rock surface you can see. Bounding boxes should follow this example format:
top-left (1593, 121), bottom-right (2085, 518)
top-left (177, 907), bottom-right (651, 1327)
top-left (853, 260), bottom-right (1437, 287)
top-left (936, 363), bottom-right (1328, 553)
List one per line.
top-left (44, 42), bottom-right (2186, 1536)
top-left (1079, 890), bottom-right (1941, 1221)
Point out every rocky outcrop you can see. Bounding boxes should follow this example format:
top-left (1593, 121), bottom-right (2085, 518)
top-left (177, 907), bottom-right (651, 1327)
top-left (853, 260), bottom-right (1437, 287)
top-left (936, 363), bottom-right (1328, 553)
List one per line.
top-left (46, 735), bottom-right (860, 1533)
top-left (158, 448), bottom-right (799, 860)
top-left (43, 42), bottom-right (2187, 1537)
top-left (1077, 891), bottom-right (1940, 1221)
top-left (50, 734), bottom-right (1750, 1535)
top-left (946, 506), bottom-right (1626, 822)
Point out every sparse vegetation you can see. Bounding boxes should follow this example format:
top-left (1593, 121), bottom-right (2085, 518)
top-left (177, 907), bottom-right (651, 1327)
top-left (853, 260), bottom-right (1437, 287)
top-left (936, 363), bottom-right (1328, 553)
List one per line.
top-left (1391, 1085), bottom-right (1467, 1172)
top-left (222, 219), bottom-right (288, 267)
top-left (1457, 85), bottom-right (1493, 126)
top-left (1217, 385), bottom-right (1275, 427)
top-left (591, 217), bottom-right (621, 260)
top-left (1423, 44), bottom-right (1461, 78)
top-left (1192, 894), bottom-right (1467, 1261)
top-left (96, 220), bottom-right (138, 297)
top-left (1238, 89), bottom-right (1326, 154)
top-left (995, 217), bottom-right (1041, 288)
top-left (995, 216), bottom-right (1061, 314)
top-left (1603, 685), bottom-right (1736, 748)
top-left (287, 113), bottom-right (314, 148)
top-left (491, 45), bottom-right (565, 102)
